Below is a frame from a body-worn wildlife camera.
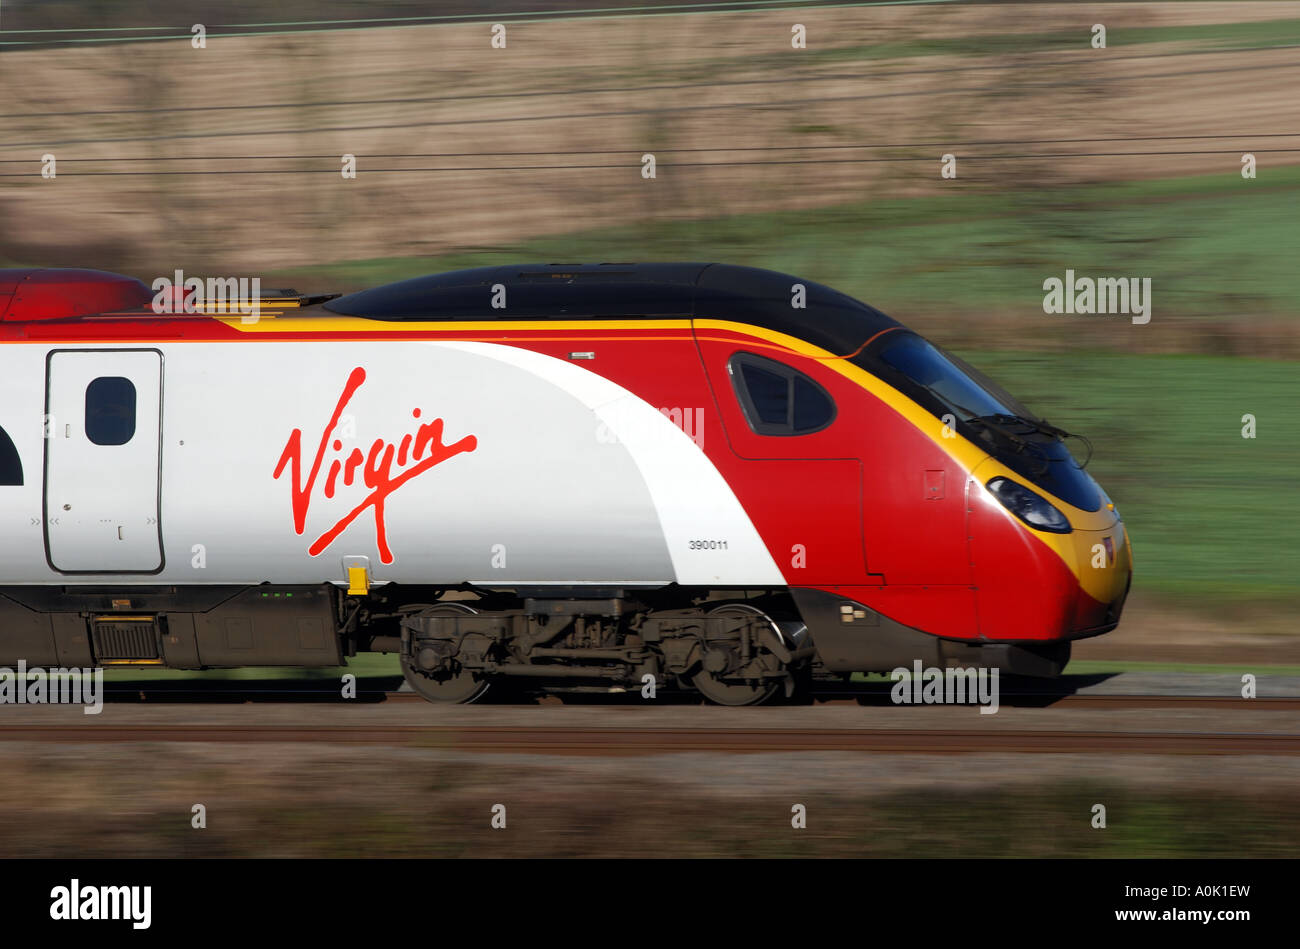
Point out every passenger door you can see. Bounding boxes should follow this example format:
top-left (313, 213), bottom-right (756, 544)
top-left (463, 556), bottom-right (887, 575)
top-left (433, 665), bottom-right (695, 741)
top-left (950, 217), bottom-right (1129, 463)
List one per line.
top-left (44, 349), bottom-right (163, 573)
top-left (694, 332), bottom-right (869, 583)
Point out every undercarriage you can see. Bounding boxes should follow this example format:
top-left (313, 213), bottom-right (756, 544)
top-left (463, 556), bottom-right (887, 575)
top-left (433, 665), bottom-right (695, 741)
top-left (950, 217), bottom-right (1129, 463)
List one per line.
top-left (376, 587), bottom-right (814, 706)
top-left (0, 582), bottom-right (1071, 704)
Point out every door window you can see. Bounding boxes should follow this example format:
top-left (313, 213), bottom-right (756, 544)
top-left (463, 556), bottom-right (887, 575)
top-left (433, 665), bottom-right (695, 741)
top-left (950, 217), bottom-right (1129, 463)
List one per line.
top-left (85, 376), bottom-right (137, 446)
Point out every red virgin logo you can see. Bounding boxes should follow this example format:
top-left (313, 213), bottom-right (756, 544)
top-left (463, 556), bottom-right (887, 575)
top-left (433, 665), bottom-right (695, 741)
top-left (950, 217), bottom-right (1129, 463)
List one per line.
top-left (273, 367), bottom-right (477, 564)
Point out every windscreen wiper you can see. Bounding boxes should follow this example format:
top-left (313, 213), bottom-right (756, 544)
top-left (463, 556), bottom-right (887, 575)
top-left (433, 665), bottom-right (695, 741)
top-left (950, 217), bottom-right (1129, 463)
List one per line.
top-left (975, 413), bottom-right (1070, 440)
top-left (974, 414), bottom-right (1094, 469)
top-left (911, 388), bottom-right (1031, 454)
top-left (965, 416), bottom-right (1031, 454)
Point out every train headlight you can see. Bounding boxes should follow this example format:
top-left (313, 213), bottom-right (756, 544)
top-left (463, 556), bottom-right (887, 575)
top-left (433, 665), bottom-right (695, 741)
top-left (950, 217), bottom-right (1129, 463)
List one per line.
top-left (986, 477), bottom-right (1071, 533)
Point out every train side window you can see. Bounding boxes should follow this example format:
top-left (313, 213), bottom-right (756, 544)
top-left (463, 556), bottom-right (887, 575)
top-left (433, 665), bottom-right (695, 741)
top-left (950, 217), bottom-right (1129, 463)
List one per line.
top-left (741, 363), bottom-right (789, 425)
top-left (85, 376), bottom-right (137, 446)
top-left (0, 424), bottom-right (21, 485)
top-left (728, 352), bottom-right (836, 436)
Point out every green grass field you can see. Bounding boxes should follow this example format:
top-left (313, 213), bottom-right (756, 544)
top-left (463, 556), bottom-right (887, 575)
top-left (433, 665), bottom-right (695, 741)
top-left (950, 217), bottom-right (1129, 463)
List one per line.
top-left (594, 16), bottom-right (1300, 84)
top-left (702, 17), bottom-right (1300, 70)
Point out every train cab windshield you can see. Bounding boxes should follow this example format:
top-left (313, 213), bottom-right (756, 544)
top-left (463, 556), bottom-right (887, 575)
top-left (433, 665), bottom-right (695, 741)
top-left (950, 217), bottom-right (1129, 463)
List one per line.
top-left (864, 332), bottom-right (1102, 512)
top-left (874, 333), bottom-right (1032, 422)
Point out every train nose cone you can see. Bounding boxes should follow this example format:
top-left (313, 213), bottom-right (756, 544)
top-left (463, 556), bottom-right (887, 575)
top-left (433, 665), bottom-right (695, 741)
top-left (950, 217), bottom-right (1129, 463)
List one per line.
top-left (968, 459), bottom-right (1132, 640)
top-left (1065, 521), bottom-right (1132, 633)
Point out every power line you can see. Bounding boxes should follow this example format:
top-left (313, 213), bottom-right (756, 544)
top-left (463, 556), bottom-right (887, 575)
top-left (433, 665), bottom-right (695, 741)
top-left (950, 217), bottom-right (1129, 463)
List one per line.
top-left (4, 148), bottom-right (1296, 176)
top-left (0, 0), bottom-right (965, 47)
top-left (2, 133), bottom-right (1296, 162)
top-left (1, 1), bottom-right (953, 33)
top-left (6, 55), bottom-right (1299, 151)
top-left (0, 38), bottom-right (1294, 124)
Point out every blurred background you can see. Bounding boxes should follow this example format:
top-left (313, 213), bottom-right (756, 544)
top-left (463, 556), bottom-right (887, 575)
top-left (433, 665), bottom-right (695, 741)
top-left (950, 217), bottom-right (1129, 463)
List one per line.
top-left (0, 1), bottom-right (1296, 858)
top-left (3, 0), bottom-right (1296, 657)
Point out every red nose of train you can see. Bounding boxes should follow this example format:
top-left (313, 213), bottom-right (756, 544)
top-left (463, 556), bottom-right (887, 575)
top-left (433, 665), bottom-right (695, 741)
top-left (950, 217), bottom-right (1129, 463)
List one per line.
top-left (0, 268), bottom-right (153, 322)
top-left (968, 462), bottom-right (1132, 641)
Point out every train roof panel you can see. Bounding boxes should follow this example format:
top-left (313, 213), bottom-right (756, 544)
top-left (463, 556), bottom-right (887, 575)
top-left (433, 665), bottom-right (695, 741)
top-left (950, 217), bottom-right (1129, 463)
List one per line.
top-left (323, 263), bottom-right (704, 320)
top-left (0, 263), bottom-right (903, 357)
top-left (0, 268), bottom-right (153, 322)
top-left (323, 263), bottom-right (902, 356)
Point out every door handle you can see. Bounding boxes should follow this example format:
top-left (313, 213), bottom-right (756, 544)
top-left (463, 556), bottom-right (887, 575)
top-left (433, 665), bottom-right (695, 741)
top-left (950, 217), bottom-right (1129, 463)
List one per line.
top-left (65, 424), bottom-right (70, 438)
top-left (117, 526), bottom-right (123, 541)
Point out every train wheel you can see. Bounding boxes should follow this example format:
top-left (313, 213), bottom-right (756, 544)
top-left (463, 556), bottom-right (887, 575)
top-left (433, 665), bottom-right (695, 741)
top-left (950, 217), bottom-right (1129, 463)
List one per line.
top-left (687, 604), bottom-right (783, 707)
top-left (400, 603), bottom-right (491, 704)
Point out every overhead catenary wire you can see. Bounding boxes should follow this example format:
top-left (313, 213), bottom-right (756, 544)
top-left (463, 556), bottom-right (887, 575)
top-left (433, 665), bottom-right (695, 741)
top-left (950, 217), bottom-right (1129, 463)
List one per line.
top-left (5, 52), bottom-right (1300, 151)
top-left (0, 1), bottom-right (968, 47)
top-left (2, 148), bottom-right (1298, 176)
top-left (1, 133), bottom-right (1297, 163)
top-left (1, 38), bottom-right (1297, 124)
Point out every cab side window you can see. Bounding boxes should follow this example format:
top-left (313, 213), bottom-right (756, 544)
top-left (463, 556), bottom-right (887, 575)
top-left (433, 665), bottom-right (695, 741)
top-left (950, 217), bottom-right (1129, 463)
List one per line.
top-left (728, 352), bottom-right (835, 436)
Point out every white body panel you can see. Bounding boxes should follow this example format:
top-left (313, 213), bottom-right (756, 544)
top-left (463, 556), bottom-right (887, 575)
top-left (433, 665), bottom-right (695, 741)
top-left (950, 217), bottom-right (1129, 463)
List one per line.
top-left (0, 340), bottom-right (782, 588)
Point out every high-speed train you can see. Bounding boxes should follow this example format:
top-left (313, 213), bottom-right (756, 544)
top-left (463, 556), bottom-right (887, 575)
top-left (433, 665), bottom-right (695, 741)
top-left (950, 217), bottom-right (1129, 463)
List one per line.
top-left (0, 263), bottom-right (1131, 704)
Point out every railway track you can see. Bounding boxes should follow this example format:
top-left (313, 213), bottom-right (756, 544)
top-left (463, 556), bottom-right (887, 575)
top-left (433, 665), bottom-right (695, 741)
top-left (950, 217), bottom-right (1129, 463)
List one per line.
top-left (103, 689), bottom-right (1298, 711)
top-left (1, 724), bottom-right (1296, 755)
top-left (806, 694), bottom-right (1300, 711)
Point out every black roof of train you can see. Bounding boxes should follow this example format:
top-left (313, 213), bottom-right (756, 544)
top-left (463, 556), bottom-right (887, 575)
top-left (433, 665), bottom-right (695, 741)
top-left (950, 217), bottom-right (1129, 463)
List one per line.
top-left (324, 263), bottom-right (902, 356)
